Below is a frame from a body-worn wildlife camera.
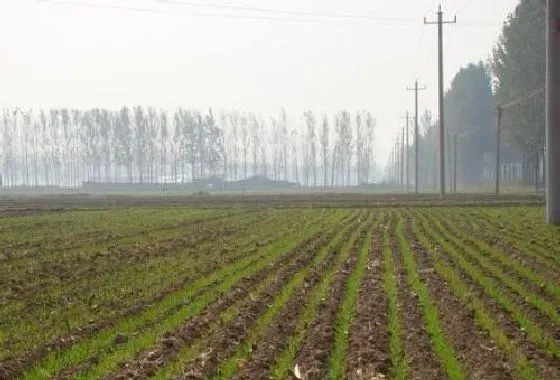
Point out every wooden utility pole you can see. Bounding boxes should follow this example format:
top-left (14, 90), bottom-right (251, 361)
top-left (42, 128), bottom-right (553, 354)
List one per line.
top-left (400, 112), bottom-right (414, 192)
top-left (547, 0), bottom-right (560, 224)
top-left (496, 106), bottom-right (502, 196)
top-left (453, 133), bottom-right (458, 193)
top-left (401, 128), bottom-right (405, 191)
top-left (405, 116), bottom-right (409, 192)
top-left (425, 5), bottom-right (456, 198)
top-left (391, 146), bottom-right (396, 185)
top-left (407, 81), bottom-right (427, 194)
top-left (394, 144), bottom-right (399, 186)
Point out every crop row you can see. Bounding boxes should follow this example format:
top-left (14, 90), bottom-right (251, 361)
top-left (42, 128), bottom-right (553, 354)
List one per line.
top-left (1, 205), bottom-right (558, 380)
top-left (1, 208), bottom-right (342, 376)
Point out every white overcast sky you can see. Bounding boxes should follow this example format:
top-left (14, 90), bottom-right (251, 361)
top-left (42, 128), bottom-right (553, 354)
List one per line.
top-left (0, 0), bottom-right (519, 164)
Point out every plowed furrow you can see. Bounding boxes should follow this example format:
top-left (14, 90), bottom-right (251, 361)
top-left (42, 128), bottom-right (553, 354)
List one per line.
top-left (431, 209), bottom-right (560, 306)
top-left (231, 252), bottom-right (331, 380)
top-left (405, 217), bottom-right (516, 380)
top-left (20, 212), bottom-right (339, 380)
top-left (461, 220), bottom-right (560, 286)
top-left (287, 228), bottom-right (369, 380)
top-left (171, 244), bottom-right (326, 379)
top-left (5, 210), bottom-right (255, 261)
top-left (389, 214), bottom-right (446, 380)
top-left (174, 214), bottom-right (368, 380)
top-left (423, 213), bottom-right (560, 348)
top-left (0, 214), bottom-right (303, 379)
top-left (415, 215), bottom-right (560, 379)
top-left (104, 230), bottom-right (336, 380)
top-left (472, 211), bottom-right (560, 269)
top-left (233, 215), bottom-right (375, 380)
top-left (345, 223), bottom-right (389, 380)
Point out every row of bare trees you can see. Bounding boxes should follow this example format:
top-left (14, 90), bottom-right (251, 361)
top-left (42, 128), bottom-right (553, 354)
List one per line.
top-left (0, 107), bottom-right (376, 188)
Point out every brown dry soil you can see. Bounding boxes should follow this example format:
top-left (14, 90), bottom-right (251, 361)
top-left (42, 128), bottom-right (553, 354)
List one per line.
top-left (103, 229), bottom-right (336, 380)
top-left (389, 218), bottom-right (447, 380)
top-left (415, 217), bottom-right (560, 380)
top-left (345, 224), bottom-right (390, 380)
top-left (0, 192), bottom-right (543, 216)
top-left (0, 215), bottom-right (283, 379)
top-left (233, 218), bottom-right (367, 380)
top-left (172, 234), bottom-right (337, 380)
top-left (286, 228), bottom-right (369, 380)
top-left (54, 218), bottom-right (336, 379)
top-left (426, 216), bottom-right (560, 351)
top-left (1, 197), bottom-right (559, 380)
top-left (406, 219), bottom-right (516, 380)
top-left (172, 213), bottom-right (366, 380)
top-left (434, 213), bottom-right (560, 304)
top-left (6, 213), bottom-right (258, 302)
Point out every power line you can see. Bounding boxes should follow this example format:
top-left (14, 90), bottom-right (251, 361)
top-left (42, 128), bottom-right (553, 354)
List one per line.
top-left (502, 86), bottom-right (545, 109)
top-left (36, 0), bottom-right (380, 23)
top-left (38, 0), bottom-right (418, 24)
top-left (156, 0), bottom-right (418, 23)
top-left (37, 0), bottom-right (174, 15)
top-left (38, 0), bottom-right (503, 26)
top-left (412, 2), bottom-right (440, 86)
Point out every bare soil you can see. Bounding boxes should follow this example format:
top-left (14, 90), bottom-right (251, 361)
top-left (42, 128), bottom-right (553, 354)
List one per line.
top-left (232, 220), bottom-right (364, 380)
top-left (286, 229), bottom-right (368, 380)
top-left (171, 231), bottom-right (341, 379)
top-left (345, 225), bottom-right (390, 380)
top-left (0, 192), bottom-right (543, 216)
top-left (388, 218), bottom-right (446, 380)
top-left (406, 220), bottom-right (516, 380)
top-left (104, 231), bottom-right (332, 380)
top-left (421, 225), bottom-right (560, 379)
top-left (0, 216), bottom-right (290, 379)
top-left (430, 219), bottom-right (560, 347)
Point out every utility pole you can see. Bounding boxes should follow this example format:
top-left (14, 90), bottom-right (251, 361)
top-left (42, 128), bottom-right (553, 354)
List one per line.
top-left (542, 146), bottom-right (546, 191)
top-left (453, 133), bottom-right (458, 193)
top-left (407, 81), bottom-right (427, 195)
top-left (425, 4), bottom-right (456, 198)
top-left (547, 0), bottom-right (560, 224)
top-left (400, 112), bottom-right (414, 192)
top-left (394, 144), bottom-right (398, 186)
top-left (390, 147), bottom-right (394, 184)
top-left (405, 116), bottom-right (409, 192)
top-left (401, 128), bottom-right (405, 191)
top-left (391, 147), bottom-right (395, 185)
top-left (394, 146), bottom-right (398, 185)
top-left (395, 137), bottom-right (401, 190)
top-left (496, 106), bottom-right (502, 196)
top-left (447, 128), bottom-right (452, 193)
top-left (394, 144), bottom-right (398, 185)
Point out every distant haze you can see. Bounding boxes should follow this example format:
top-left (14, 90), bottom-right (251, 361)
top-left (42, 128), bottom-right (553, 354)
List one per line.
top-left (0, 0), bottom-right (518, 164)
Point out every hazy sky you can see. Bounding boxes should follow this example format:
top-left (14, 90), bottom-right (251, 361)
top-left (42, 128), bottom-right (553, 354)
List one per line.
top-left (1, 0), bottom-right (519, 165)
